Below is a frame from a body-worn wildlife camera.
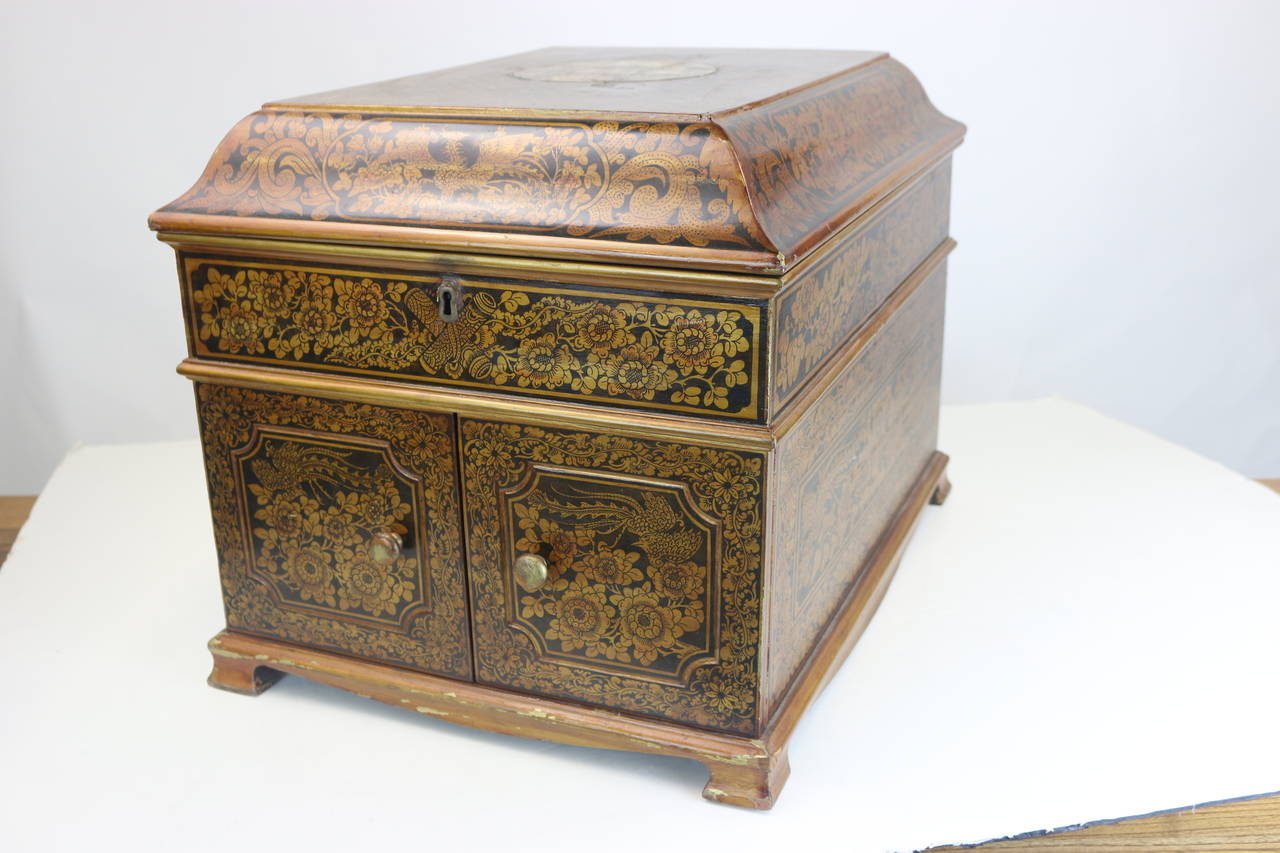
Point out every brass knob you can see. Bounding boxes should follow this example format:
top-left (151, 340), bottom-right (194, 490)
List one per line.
top-left (513, 553), bottom-right (549, 592)
top-left (368, 532), bottom-right (402, 564)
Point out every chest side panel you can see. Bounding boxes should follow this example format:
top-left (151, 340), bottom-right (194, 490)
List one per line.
top-left (180, 254), bottom-right (767, 422)
top-left (459, 419), bottom-right (766, 735)
top-left (764, 263), bottom-right (946, 718)
top-left (194, 383), bottom-right (472, 678)
top-left (772, 159), bottom-right (951, 407)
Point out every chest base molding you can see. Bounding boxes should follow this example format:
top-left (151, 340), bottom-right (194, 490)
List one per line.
top-left (207, 451), bottom-right (948, 809)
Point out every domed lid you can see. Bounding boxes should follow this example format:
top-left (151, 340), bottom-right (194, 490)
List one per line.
top-left (150, 47), bottom-right (963, 274)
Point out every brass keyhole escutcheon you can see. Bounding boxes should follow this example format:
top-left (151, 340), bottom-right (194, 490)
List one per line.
top-left (513, 553), bottom-right (549, 592)
top-left (437, 276), bottom-right (462, 323)
top-left (369, 531), bottom-right (403, 564)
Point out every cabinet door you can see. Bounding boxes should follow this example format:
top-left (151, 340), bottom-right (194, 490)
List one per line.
top-left (195, 384), bottom-right (471, 679)
top-left (459, 419), bottom-right (765, 735)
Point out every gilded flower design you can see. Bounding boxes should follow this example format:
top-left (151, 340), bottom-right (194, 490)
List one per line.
top-left (661, 312), bottom-right (717, 370)
top-left (244, 438), bottom-right (420, 624)
top-left (696, 667), bottom-right (753, 715)
top-left (514, 507), bottom-right (593, 578)
top-left (194, 268), bottom-right (265, 355)
top-left (612, 586), bottom-right (692, 666)
top-left (600, 341), bottom-right (676, 400)
top-left (701, 463), bottom-right (761, 515)
top-left (281, 544), bottom-right (335, 606)
top-left (546, 577), bottom-right (614, 655)
top-left (215, 303), bottom-right (268, 354)
top-left (336, 277), bottom-right (401, 337)
top-left (339, 555), bottom-right (414, 617)
top-left (465, 423), bottom-right (522, 475)
top-left (359, 480), bottom-right (410, 528)
top-left (281, 292), bottom-right (340, 358)
top-left (319, 504), bottom-right (360, 547)
top-left (576, 544), bottom-right (643, 586)
top-left (185, 258), bottom-right (761, 418)
top-left (514, 334), bottom-right (573, 388)
top-left (247, 269), bottom-right (295, 319)
top-left (509, 482), bottom-right (708, 668)
top-left (196, 385), bottom-right (472, 678)
top-left (464, 423), bottom-right (763, 733)
top-left (261, 498), bottom-right (306, 538)
top-left (568, 304), bottom-right (628, 355)
top-left (651, 560), bottom-right (704, 599)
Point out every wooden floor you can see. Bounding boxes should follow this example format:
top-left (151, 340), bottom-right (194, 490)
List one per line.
top-left (3, 484), bottom-right (1279, 848)
top-left (0, 495), bottom-right (36, 567)
top-left (929, 793), bottom-right (1280, 851)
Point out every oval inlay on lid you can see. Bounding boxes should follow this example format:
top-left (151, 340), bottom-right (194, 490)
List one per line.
top-left (511, 57), bottom-right (718, 84)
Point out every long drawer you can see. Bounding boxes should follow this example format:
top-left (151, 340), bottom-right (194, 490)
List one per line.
top-left (180, 253), bottom-right (767, 421)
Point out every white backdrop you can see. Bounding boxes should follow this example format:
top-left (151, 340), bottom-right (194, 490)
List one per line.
top-left (2, 0), bottom-right (1278, 492)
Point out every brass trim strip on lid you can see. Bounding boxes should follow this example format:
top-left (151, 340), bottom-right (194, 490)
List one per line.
top-left (148, 212), bottom-right (785, 274)
top-left (155, 231), bottom-right (781, 299)
top-left (260, 105), bottom-right (721, 123)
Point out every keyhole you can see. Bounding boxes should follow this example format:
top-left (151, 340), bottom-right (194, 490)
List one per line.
top-left (438, 277), bottom-right (461, 323)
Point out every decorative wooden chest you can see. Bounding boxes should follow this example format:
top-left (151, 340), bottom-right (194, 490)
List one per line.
top-left (149, 47), bottom-right (963, 808)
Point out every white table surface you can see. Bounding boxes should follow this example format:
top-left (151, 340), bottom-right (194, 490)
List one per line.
top-left (2, 399), bottom-right (1278, 852)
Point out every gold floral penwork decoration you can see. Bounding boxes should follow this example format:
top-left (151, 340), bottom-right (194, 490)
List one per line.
top-left (164, 112), bottom-right (766, 251)
top-left (196, 384), bottom-right (472, 678)
top-left (772, 164), bottom-right (950, 402)
top-left (503, 472), bottom-right (719, 676)
top-left (461, 420), bottom-right (764, 735)
top-left (185, 257), bottom-right (762, 418)
top-left (237, 434), bottom-right (421, 623)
